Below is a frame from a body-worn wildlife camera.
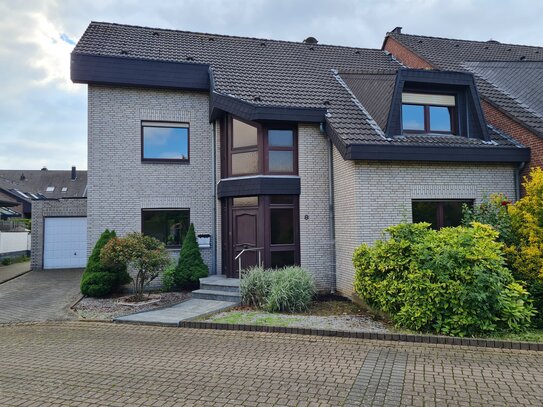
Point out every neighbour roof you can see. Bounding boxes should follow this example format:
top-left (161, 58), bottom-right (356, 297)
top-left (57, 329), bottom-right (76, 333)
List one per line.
top-left (386, 31), bottom-right (543, 137)
top-left (72, 22), bottom-right (527, 159)
top-left (0, 170), bottom-right (87, 201)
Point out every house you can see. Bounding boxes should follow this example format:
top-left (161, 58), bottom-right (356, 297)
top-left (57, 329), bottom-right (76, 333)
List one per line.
top-left (383, 27), bottom-right (543, 183)
top-left (0, 167), bottom-right (87, 218)
top-left (64, 22), bottom-right (528, 296)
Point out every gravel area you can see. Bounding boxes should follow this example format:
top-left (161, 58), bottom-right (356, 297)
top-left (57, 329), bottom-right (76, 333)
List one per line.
top-left (74, 292), bottom-right (191, 321)
top-left (203, 309), bottom-right (392, 333)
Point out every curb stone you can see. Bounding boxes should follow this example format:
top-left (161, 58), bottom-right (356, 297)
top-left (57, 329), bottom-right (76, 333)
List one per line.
top-left (178, 321), bottom-right (543, 351)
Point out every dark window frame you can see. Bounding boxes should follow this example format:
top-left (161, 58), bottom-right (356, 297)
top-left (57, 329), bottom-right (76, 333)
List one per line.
top-left (401, 92), bottom-right (458, 135)
top-left (141, 208), bottom-right (190, 248)
top-left (141, 121), bottom-right (190, 163)
top-left (412, 199), bottom-right (472, 230)
top-left (226, 116), bottom-right (298, 177)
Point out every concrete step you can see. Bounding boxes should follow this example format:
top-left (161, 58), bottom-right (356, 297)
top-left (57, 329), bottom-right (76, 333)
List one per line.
top-left (199, 276), bottom-right (240, 293)
top-left (192, 289), bottom-right (241, 302)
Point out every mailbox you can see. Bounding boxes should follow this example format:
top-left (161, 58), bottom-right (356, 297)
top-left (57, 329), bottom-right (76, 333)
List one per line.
top-left (197, 234), bottom-right (211, 248)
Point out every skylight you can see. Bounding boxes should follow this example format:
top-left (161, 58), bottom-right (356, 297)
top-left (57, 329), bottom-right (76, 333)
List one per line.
top-left (46, 186), bottom-right (55, 192)
top-left (61, 187), bottom-right (68, 192)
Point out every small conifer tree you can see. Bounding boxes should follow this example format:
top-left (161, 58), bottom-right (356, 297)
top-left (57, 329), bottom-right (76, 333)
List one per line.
top-left (175, 223), bottom-right (208, 290)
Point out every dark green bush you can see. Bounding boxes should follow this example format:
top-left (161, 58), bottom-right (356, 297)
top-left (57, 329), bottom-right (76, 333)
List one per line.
top-left (173, 223), bottom-right (208, 290)
top-left (80, 229), bottom-right (130, 297)
top-left (353, 222), bottom-right (534, 336)
top-left (240, 266), bottom-right (316, 313)
top-left (1, 258), bottom-right (12, 266)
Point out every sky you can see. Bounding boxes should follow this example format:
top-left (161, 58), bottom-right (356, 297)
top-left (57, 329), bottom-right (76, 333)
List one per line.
top-left (1, 0), bottom-right (542, 170)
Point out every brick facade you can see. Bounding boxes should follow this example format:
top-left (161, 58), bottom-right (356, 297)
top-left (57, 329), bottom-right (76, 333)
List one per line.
top-left (31, 198), bottom-right (87, 270)
top-left (88, 86), bottom-right (215, 272)
top-left (383, 37), bottom-right (434, 69)
top-left (333, 158), bottom-right (517, 297)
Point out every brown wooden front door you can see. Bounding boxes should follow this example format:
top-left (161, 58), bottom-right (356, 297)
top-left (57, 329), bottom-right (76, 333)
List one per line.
top-left (231, 207), bottom-right (260, 278)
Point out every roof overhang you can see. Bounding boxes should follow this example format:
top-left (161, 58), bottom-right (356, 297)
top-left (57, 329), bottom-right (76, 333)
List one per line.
top-left (325, 120), bottom-right (530, 163)
top-left (71, 53), bottom-right (210, 90)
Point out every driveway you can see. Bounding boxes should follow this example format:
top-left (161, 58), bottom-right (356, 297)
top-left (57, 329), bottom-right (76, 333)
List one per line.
top-left (0, 268), bottom-right (83, 323)
top-left (0, 322), bottom-right (542, 406)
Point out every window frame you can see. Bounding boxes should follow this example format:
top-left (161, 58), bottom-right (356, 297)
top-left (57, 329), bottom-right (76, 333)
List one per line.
top-left (412, 199), bottom-right (473, 230)
top-left (141, 208), bottom-right (190, 248)
top-left (401, 92), bottom-right (458, 135)
top-left (227, 116), bottom-right (298, 177)
top-left (266, 195), bottom-right (300, 269)
top-left (141, 121), bottom-right (190, 163)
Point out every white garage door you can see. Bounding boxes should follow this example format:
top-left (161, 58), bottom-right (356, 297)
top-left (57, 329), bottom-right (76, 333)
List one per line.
top-left (44, 217), bottom-right (87, 269)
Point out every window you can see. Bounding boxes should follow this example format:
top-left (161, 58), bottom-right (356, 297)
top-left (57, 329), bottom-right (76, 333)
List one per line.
top-left (269, 195), bottom-right (298, 268)
top-left (228, 117), bottom-right (297, 177)
top-left (401, 93), bottom-right (456, 134)
top-left (61, 187), bottom-right (68, 193)
top-left (412, 200), bottom-right (472, 230)
top-left (142, 209), bottom-right (189, 247)
top-left (46, 186), bottom-right (55, 192)
top-left (142, 122), bottom-right (189, 161)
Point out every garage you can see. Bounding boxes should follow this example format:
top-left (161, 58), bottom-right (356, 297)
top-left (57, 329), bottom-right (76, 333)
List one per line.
top-left (43, 217), bottom-right (87, 269)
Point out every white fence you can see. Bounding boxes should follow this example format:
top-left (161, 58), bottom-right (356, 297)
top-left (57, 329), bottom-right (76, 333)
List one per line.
top-left (0, 231), bottom-right (31, 255)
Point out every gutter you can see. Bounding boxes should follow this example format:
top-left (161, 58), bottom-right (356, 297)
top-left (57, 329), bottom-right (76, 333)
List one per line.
top-left (211, 120), bottom-right (217, 275)
top-left (515, 161), bottom-right (527, 201)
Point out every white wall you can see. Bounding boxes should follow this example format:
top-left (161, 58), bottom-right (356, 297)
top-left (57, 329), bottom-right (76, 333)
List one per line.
top-left (0, 231), bottom-right (30, 254)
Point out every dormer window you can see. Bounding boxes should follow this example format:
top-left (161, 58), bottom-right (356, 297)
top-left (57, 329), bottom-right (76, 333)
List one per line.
top-left (401, 93), bottom-right (456, 134)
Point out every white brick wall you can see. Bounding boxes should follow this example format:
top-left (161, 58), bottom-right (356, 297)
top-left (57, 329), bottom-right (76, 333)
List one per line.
top-left (333, 157), bottom-right (517, 296)
top-left (298, 125), bottom-right (334, 291)
top-left (88, 86), bottom-right (214, 270)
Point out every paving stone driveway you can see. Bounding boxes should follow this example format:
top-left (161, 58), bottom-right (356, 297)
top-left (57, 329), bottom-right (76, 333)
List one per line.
top-left (0, 322), bottom-right (542, 406)
top-left (0, 269), bottom-right (83, 323)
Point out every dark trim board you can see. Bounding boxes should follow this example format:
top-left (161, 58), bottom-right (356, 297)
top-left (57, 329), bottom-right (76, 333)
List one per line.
top-left (209, 92), bottom-right (327, 124)
top-left (217, 176), bottom-right (301, 198)
top-left (344, 144), bottom-right (530, 162)
top-left (71, 54), bottom-right (210, 90)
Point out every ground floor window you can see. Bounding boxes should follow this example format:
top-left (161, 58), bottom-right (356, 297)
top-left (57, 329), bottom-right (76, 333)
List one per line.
top-left (412, 200), bottom-right (472, 230)
top-left (142, 209), bottom-right (190, 247)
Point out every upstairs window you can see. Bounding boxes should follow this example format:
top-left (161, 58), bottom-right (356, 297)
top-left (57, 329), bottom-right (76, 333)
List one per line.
top-left (142, 122), bottom-right (189, 161)
top-left (228, 117), bottom-right (297, 177)
top-left (401, 93), bottom-right (456, 134)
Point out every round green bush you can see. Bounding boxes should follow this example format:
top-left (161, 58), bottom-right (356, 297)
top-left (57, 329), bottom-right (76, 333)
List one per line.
top-left (353, 222), bottom-right (534, 336)
top-left (80, 272), bottom-right (119, 297)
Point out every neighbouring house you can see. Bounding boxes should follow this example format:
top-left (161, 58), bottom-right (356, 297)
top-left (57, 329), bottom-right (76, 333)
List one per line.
top-left (67, 22), bottom-right (529, 296)
top-left (0, 167), bottom-right (90, 270)
top-left (383, 27), bottom-right (543, 184)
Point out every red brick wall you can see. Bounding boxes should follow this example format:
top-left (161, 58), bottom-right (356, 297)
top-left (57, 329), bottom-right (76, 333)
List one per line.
top-left (482, 100), bottom-right (542, 181)
top-left (383, 36), bottom-right (434, 69)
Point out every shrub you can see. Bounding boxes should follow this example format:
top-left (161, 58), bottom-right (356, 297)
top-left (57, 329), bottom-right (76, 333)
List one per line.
top-left (80, 230), bottom-right (130, 297)
top-left (240, 266), bottom-right (273, 308)
top-left (506, 167), bottom-right (543, 326)
top-left (353, 222), bottom-right (534, 336)
top-left (174, 223), bottom-right (208, 290)
top-left (1, 258), bottom-right (12, 266)
top-left (162, 261), bottom-right (177, 292)
top-left (101, 232), bottom-right (171, 301)
top-left (265, 267), bottom-right (316, 313)
top-left (240, 266), bottom-right (315, 313)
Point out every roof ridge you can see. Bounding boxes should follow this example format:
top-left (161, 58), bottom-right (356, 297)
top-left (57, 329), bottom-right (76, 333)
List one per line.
top-left (390, 31), bottom-right (543, 50)
top-left (87, 21), bottom-right (386, 53)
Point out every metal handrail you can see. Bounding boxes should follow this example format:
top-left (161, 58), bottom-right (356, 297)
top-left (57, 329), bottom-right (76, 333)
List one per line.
top-left (235, 247), bottom-right (263, 276)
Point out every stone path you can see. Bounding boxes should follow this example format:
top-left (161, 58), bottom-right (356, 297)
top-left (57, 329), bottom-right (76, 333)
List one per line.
top-left (0, 268), bottom-right (83, 323)
top-left (0, 322), bottom-right (542, 406)
top-left (0, 261), bottom-right (30, 284)
top-left (114, 298), bottom-right (237, 325)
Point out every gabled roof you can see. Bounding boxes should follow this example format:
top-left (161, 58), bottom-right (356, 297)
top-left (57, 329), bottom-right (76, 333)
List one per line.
top-left (0, 170), bottom-right (87, 201)
top-left (385, 31), bottom-right (543, 137)
top-left (72, 22), bottom-right (529, 162)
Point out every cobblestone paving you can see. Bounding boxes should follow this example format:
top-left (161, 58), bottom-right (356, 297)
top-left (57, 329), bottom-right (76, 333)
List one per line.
top-left (0, 269), bottom-right (83, 323)
top-left (0, 322), bottom-right (542, 406)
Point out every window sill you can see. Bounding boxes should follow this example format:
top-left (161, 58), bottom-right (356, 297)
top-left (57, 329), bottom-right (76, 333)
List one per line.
top-left (142, 159), bottom-right (190, 164)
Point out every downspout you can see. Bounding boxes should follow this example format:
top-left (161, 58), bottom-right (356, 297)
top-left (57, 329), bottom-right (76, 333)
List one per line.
top-left (211, 120), bottom-right (217, 275)
top-left (322, 122), bottom-right (336, 294)
top-left (515, 161), bottom-right (526, 201)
